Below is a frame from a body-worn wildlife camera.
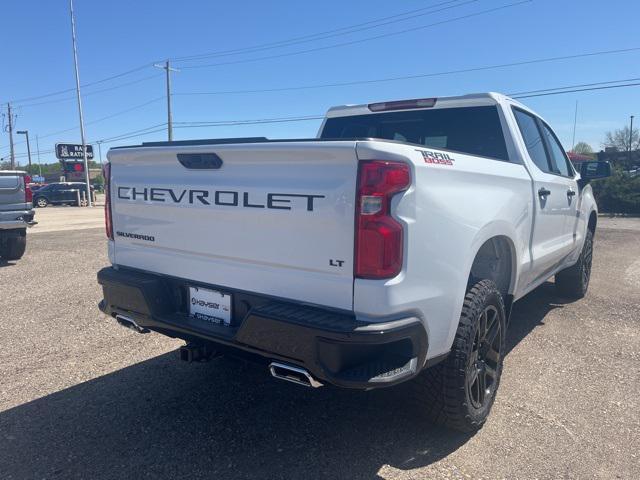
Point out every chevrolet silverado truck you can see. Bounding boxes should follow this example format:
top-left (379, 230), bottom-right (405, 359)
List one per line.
top-left (98, 93), bottom-right (610, 431)
top-left (0, 171), bottom-right (35, 261)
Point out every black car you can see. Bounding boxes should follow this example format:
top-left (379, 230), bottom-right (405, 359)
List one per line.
top-left (32, 182), bottom-right (94, 208)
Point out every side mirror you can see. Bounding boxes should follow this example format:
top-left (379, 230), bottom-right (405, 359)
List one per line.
top-left (579, 161), bottom-right (611, 185)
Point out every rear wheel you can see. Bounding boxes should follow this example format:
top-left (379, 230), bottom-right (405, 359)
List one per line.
top-left (555, 228), bottom-right (593, 299)
top-left (0, 230), bottom-right (27, 261)
top-left (411, 279), bottom-right (506, 432)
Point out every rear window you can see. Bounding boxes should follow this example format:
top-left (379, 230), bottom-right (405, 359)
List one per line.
top-left (320, 105), bottom-right (509, 161)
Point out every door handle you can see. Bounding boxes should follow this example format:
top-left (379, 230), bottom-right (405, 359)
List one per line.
top-left (566, 189), bottom-right (576, 197)
top-left (538, 187), bottom-right (551, 198)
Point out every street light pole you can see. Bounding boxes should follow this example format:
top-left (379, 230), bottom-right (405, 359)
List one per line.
top-left (16, 130), bottom-right (32, 174)
top-left (154, 60), bottom-right (179, 141)
top-left (69, 0), bottom-right (92, 207)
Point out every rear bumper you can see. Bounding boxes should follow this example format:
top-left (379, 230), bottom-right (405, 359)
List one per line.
top-left (97, 266), bottom-right (429, 389)
top-left (0, 210), bottom-right (36, 230)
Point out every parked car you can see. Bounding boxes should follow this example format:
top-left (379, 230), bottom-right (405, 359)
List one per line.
top-left (0, 171), bottom-right (36, 261)
top-left (32, 182), bottom-right (94, 207)
top-left (28, 183), bottom-right (47, 193)
top-left (97, 92), bottom-right (610, 432)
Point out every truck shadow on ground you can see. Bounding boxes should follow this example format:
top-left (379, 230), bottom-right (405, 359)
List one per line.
top-left (0, 282), bottom-right (575, 480)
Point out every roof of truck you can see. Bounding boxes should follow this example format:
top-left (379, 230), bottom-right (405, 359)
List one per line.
top-left (325, 92), bottom-right (523, 118)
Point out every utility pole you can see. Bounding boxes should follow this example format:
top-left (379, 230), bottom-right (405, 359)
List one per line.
top-left (69, 0), bottom-right (92, 207)
top-left (16, 130), bottom-right (32, 173)
top-left (7, 103), bottom-right (16, 169)
top-left (571, 101), bottom-right (578, 152)
top-left (154, 60), bottom-right (179, 141)
top-left (630, 115), bottom-right (635, 154)
top-left (35, 134), bottom-right (42, 176)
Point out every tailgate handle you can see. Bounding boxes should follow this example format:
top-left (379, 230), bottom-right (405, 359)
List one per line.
top-left (177, 153), bottom-right (223, 170)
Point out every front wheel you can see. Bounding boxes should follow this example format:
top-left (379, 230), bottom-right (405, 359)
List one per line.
top-left (35, 197), bottom-right (48, 208)
top-left (555, 228), bottom-right (593, 299)
top-left (411, 279), bottom-right (506, 432)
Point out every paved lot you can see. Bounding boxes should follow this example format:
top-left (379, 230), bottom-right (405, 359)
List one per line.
top-left (0, 211), bottom-right (638, 479)
top-left (29, 199), bottom-right (104, 234)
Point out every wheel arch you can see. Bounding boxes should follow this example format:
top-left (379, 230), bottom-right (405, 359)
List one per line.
top-left (468, 235), bottom-right (517, 297)
top-left (465, 227), bottom-right (520, 323)
top-left (588, 210), bottom-right (597, 233)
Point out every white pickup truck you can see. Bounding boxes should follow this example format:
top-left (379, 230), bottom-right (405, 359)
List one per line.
top-left (98, 93), bottom-right (610, 431)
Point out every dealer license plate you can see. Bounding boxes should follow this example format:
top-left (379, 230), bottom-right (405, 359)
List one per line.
top-left (188, 286), bottom-right (232, 326)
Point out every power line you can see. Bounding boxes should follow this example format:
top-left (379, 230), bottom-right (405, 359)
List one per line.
top-left (10, 76), bottom-right (640, 157)
top-left (174, 47), bottom-right (640, 96)
top-left (15, 73), bottom-right (163, 108)
top-left (12, 123), bottom-right (168, 158)
top-left (0, 1), bottom-right (478, 106)
top-left (1, 97), bottom-right (164, 152)
top-left (174, 115), bottom-right (325, 127)
top-left (512, 81), bottom-right (640, 99)
top-left (175, 79), bottom-right (640, 128)
top-left (94, 123), bottom-right (168, 143)
top-left (172, 0), bottom-right (479, 63)
top-left (4, 64), bottom-right (153, 105)
top-left (508, 77), bottom-right (640, 96)
top-left (180, 1), bottom-right (532, 69)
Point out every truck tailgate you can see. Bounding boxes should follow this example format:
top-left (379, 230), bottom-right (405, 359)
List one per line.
top-left (108, 141), bottom-right (358, 310)
top-left (0, 172), bottom-right (26, 212)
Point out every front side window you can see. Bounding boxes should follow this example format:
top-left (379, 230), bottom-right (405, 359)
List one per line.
top-left (541, 124), bottom-right (573, 177)
top-left (321, 106), bottom-right (509, 161)
top-left (513, 108), bottom-right (552, 173)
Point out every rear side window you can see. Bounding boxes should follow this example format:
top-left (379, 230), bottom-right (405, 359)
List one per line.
top-left (513, 109), bottom-right (552, 173)
top-left (541, 123), bottom-right (573, 177)
top-left (321, 106), bottom-right (509, 161)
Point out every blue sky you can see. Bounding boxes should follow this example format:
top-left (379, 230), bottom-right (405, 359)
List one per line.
top-left (1, 0), bottom-right (639, 166)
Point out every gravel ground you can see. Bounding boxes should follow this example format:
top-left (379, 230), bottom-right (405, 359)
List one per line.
top-left (0, 214), bottom-right (638, 479)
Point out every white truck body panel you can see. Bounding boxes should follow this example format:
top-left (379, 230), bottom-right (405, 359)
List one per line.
top-left (353, 141), bottom-right (534, 358)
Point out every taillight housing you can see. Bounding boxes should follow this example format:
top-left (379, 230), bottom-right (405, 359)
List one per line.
top-left (103, 163), bottom-right (113, 240)
top-left (355, 161), bottom-right (411, 279)
top-left (24, 175), bottom-right (33, 203)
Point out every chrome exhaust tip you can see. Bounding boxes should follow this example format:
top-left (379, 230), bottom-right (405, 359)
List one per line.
top-left (269, 362), bottom-right (323, 388)
top-left (115, 314), bottom-right (150, 334)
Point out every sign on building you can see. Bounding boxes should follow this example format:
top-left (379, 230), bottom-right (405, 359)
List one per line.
top-left (55, 143), bottom-right (94, 160)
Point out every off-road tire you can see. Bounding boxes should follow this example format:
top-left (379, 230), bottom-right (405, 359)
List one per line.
top-left (0, 231), bottom-right (27, 261)
top-left (412, 279), bottom-right (506, 432)
top-left (555, 228), bottom-right (593, 299)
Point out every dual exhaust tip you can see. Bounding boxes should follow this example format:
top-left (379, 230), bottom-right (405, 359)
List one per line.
top-left (115, 314), bottom-right (149, 334)
top-left (269, 362), bottom-right (323, 388)
top-left (114, 315), bottom-right (322, 388)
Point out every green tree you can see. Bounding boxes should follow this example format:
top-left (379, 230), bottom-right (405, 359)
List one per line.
top-left (591, 166), bottom-right (640, 214)
top-left (603, 126), bottom-right (640, 151)
top-left (572, 142), bottom-right (594, 156)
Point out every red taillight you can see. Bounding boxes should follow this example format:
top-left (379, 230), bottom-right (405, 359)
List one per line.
top-left (355, 161), bottom-right (411, 279)
top-left (24, 175), bottom-right (33, 203)
top-left (103, 163), bottom-right (113, 240)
